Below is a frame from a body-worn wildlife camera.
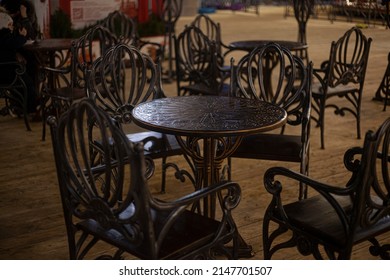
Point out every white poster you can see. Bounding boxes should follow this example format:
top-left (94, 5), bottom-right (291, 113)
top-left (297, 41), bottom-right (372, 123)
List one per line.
top-left (70, 0), bottom-right (123, 29)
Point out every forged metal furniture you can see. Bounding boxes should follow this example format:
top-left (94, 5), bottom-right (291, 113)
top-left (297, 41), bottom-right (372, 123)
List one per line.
top-left (40, 25), bottom-right (118, 141)
top-left (132, 96), bottom-right (286, 208)
top-left (189, 14), bottom-right (233, 82)
top-left (160, 0), bottom-right (183, 81)
top-left (293, 0), bottom-right (314, 64)
top-left (174, 25), bottom-right (228, 96)
top-left (228, 42), bottom-right (313, 200)
top-left (311, 27), bottom-right (372, 149)
top-left (87, 43), bottom-right (183, 193)
top-left (373, 52), bottom-right (390, 111)
top-left (262, 117), bottom-right (390, 260)
top-left (49, 98), bottom-right (242, 260)
top-left (132, 95), bottom-right (287, 258)
top-left (22, 38), bottom-right (73, 96)
top-left (100, 10), bottom-right (163, 62)
top-left (0, 61), bottom-right (31, 131)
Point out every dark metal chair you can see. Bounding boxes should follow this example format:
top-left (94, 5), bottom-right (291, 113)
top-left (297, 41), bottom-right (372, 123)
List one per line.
top-left (40, 24), bottom-right (118, 141)
top-left (48, 98), bottom-right (241, 259)
top-left (0, 61), bottom-right (31, 131)
top-left (87, 42), bottom-right (183, 193)
top-left (174, 25), bottom-right (228, 96)
top-left (292, 0), bottom-right (314, 65)
top-left (311, 27), bottom-right (372, 149)
top-left (160, 0), bottom-right (183, 81)
top-left (100, 10), bottom-right (163, 62)
top-left (189, 14), bottom-right (233, 79)
top-left (373, 52), bottom-right (390, 112)
top-left (263, 117), bottom-right (390, 260)
top-left (228, 42), bottom-right (313, 200)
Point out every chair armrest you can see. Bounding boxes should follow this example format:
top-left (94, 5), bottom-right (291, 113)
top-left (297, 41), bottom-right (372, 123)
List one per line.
top-left (264, 166), bottom-right (352, 197)
top-left (151, 180), bottom-right (241, 212)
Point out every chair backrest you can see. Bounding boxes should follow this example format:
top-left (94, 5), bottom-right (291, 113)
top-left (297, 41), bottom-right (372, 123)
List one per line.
top-left (100, 10), bottom-right (137, 45)
top-left (87, 43), bottom-right (162, 125)
top-left (344, 117), bottom-right (390, 231)
top-left (190, 14), bottom-right (223, 54)
top-left (174, 25), bottom-right (220, 95)
top-left (49, 98), bottom-right (156, 258)
top-left (160, 0), bottom-right (183, 30)
top-left (231, 42), bottom-right (312, 130)
top-left (325, 27), bottom-right (372, 90)
top-left (70, 24), bottom-right (118, 90)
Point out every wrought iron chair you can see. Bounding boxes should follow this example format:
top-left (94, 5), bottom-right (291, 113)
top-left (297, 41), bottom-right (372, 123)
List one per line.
top-left (40, 24), bottom-right (118, 140)
top-left (263, 117), bottom-right (390, 260)
top-left (373, 52), bottom-right (390, 112)
top-left (311, 27), bottom-right (372, 149)
top-left (0, 61), bottom-right (31, 131)
top-left (87, 42), bottom-right (183, 193)
top-left (48, 98), bottom-right (241, 259)
top-left (189, 14), bottom-right (233, 80)
top-left (100, 10), bottom-right (163, 62)
top-left (174, 25), bottom-right (228, 96)
top-left (228, 42), bottom-right (313, 200)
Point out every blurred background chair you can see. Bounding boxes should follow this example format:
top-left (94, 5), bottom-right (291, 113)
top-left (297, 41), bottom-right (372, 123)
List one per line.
top-left (100, 10), bottom-right (163, 62)
top-left (159, 0), bottom-right (183, 81)
top-left (40, 24), bottom-right (118, 141)
top-left (228, 42), bottom-right (312, 200)
top-left (262, 117), bottom-right (390, 260)
top-left (189, 13), bottom-right (232, 74)
top-left (0, 61), bottom-right (31, 131)
top-left (174, 25), bottom-right (229, 96)
top-left (87, 43), bottom-right (183, 193)
top-left (49, 98), bottom-right (242, 259)
top-left (311, 26), bottom-right (372, 149)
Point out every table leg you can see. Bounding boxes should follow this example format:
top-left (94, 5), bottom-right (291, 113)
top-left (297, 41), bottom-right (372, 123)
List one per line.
top-left (174, 135), bottom-right (254, 258)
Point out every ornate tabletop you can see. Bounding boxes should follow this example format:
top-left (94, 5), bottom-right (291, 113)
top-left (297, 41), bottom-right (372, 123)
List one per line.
top-left (132, 95), bottom-right (287, 137)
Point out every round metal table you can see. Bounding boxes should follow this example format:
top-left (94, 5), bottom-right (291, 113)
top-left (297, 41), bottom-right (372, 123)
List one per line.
top-left (132, 95), bottom-right (287, 257)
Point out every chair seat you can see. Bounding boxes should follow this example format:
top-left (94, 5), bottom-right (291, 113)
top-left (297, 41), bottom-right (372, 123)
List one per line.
top-left (231, 134), bottom-right (302, 162)
top-left (278, 195), bottom-right (390, 249)
top-left (181, 82), bottom-right (230, 96)
top-left (78, 208), bottom-right (221, 259)
top-left (126, 131), bottom-right (182, 158)
top-left (46, 87), bottom-right (86, 100)
top-left (311, 81), bottom-right (359, 97)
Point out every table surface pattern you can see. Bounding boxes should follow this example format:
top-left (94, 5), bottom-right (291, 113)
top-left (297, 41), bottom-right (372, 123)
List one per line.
top-left (132, 96), bottom-right (287, 137)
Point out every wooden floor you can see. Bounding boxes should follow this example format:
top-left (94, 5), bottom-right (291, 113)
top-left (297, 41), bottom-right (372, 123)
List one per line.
top-left (0, 6), bottom-right (389, 260)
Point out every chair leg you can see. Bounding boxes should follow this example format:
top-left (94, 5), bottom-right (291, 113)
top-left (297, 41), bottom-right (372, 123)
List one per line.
top-left (319, 99), bottom-right (326, 149)
top-left (160, 156), bottom-right (167, 194)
